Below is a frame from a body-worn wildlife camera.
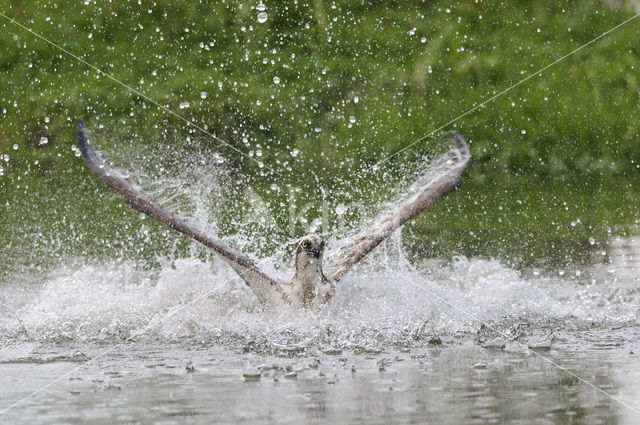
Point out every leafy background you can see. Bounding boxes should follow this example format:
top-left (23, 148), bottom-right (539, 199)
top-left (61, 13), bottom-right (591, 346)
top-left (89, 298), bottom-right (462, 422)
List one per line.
top-left (1, 0), bottom-right (639, 275)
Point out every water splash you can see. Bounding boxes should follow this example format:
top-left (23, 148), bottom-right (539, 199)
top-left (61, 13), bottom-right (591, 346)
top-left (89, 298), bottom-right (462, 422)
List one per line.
top-left (2, 132), bottom-right (638, 352)
top-left (2, 239), bottom-right (638, 352)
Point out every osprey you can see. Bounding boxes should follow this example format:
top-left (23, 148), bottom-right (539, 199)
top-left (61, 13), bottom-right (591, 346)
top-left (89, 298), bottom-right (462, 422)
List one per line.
top-left (76, 121), bottom-right (470, 311)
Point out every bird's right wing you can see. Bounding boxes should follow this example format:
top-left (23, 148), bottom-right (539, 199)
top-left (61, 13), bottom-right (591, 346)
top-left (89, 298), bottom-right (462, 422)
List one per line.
top-left (76, 120), bottom-right (286, 306)
top-left (327, 132), bottom-right (470, 282)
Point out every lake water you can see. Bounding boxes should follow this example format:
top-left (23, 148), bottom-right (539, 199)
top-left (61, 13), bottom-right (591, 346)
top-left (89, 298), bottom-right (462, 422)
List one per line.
top-left (1, 0), bottom-right (640, 422)
top-left (1, 237), bottom-right (640, 424)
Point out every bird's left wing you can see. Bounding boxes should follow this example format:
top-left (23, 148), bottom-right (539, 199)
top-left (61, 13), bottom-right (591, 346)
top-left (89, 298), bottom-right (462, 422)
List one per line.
top-left (326, 132), bottom-right (470, 282)
top-left (76, 120), bottom-right (286, 306)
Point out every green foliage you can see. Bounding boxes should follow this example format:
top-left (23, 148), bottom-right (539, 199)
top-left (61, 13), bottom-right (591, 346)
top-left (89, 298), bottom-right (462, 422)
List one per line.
top-left (0, 0), bottom-right (639, 272)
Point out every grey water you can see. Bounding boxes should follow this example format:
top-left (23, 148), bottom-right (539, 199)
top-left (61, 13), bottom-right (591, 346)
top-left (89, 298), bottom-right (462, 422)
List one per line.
top-left (1, 236), bottom-right (640, 424)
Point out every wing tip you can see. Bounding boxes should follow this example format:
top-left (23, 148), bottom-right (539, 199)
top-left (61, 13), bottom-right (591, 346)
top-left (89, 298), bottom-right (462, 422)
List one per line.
top-left (76, 119), bottom-right (86, 143)
top-left (74, 120), bottom-right (115, 181)
top-left (76, 119), bottom-right (92, 161)
top-left (450, 131), bottom-right (470, 160)
top-left (447, 132), bottom-right (471, 172)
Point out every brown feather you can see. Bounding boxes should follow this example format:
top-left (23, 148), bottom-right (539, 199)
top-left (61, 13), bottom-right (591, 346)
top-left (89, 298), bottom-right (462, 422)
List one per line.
top-left (326, 133), bottom-right (470, 282)
top-left (76, 121), bottom-right (286, 306)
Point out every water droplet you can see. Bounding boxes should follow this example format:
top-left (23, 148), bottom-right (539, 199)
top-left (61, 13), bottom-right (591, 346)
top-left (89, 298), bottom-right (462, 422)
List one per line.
top-left (588, 237), bottom-right (595, 245)
top-left (521, 129), bottom-right (526, 134)
top-left (213, 153), bottom-right (225, 164)
top-left (200, 91), bottom-right (207, 99)
top-left (273, 76), bottom-right (280, 84)
top-left (291, 148), bottom-right (300, 157)
top-left (44, 117), bottom-right (50, 123)
top-left (12, 144), bottom-right (18, 150)
top-left (257, 12), bottom-right (268, 23)
top-left (421, 37), bottom-right (427, 43)
top-left (179, 102), bottom-right (190, 109)
top-left (256, 2), bottom-right (266, 12)
top-left (349, 115), bottom-right (356, 123)
top-left (335, 204), bottom-right (346, 215)
top-left (353, 96), bottom-right (359, 104)
top-left (39, 136), bottom-right (48, 146)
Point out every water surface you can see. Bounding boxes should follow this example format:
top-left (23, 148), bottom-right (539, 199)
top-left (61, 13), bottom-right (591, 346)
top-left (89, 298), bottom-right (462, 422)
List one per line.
top-left (2, 243), bottom-right (640, 424)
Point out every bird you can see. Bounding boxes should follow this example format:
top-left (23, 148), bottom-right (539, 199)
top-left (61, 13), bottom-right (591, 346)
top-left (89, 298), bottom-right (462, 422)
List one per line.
top-left (76, 120), bottom-right (470, 311)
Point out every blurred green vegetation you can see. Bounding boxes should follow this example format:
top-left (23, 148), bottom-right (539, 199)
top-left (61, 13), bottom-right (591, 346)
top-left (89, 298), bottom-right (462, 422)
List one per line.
top-left (0, 0), bottom-right (639, 274)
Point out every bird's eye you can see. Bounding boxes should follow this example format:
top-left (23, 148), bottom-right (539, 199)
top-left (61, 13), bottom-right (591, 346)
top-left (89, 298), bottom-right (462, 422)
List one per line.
top-left (302, 241), bottom-right (310, 249)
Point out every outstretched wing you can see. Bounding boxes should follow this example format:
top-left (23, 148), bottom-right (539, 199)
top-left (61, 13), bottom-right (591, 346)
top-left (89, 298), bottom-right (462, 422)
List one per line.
top-left (76, 120), bottom-right (286, 306)
top-left (326, 132), bottom-right (470, 282)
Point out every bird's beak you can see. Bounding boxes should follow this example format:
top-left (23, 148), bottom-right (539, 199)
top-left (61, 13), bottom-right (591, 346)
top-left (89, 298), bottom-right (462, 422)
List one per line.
top-left (309, 244), bottom-right (323, 259)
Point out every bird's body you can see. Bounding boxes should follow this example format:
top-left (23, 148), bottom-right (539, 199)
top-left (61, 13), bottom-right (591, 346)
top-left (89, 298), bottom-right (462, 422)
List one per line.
top-left (75, 121), bottom-right (470, 311)
top-left (283, 235), bottom-right (335, 310)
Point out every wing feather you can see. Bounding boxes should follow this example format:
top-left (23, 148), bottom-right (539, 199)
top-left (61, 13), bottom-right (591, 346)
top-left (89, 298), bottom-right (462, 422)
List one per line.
top-left (327, 132), bottom-right (470, 282)
top-left (76, 120), bottom-right (286, 306)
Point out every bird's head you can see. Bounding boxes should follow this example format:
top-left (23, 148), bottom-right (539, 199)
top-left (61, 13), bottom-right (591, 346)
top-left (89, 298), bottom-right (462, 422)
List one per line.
top-left (295, 234), bottom-right (325, 262)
